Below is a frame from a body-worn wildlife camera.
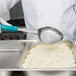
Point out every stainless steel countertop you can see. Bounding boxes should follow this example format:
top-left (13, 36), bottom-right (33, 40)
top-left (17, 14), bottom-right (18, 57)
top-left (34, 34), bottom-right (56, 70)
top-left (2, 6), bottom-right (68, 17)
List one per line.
top-left (0, 71), bottom-right (75, 76)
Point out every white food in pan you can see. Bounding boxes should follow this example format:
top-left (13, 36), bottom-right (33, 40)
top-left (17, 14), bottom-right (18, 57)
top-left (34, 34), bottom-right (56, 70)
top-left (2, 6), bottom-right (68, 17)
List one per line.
top-left (22, 43), bottom-right (75, 68)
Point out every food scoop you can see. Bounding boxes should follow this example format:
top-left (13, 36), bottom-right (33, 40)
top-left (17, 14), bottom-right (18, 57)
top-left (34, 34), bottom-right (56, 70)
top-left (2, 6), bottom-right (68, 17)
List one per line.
top-left (0, 24), bottom-right (63, 44)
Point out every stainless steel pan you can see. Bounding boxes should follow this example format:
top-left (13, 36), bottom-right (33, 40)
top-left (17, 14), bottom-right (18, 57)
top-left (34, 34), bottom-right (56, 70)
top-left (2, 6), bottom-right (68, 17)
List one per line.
top-left (0, 40), bottom-right (75, 70)
top-left (16, 40), bottom-right (76, 70)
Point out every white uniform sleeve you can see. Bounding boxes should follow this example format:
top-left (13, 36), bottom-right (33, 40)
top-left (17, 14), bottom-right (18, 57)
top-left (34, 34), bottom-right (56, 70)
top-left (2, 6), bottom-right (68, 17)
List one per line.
top-left (0, 0), bottom-right (20, 17)
top-left (6, 0), bottom-right (20, 9)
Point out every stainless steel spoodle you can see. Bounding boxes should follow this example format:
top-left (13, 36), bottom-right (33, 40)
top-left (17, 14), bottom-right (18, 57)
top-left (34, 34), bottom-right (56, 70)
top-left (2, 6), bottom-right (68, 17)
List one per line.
top-left (0, 24), bottom-right (64, 44)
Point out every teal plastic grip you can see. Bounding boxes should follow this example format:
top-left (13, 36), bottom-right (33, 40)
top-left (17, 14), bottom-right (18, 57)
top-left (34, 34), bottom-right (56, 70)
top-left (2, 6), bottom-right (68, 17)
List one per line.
top-left (1, 24), bottom-right (18, 32)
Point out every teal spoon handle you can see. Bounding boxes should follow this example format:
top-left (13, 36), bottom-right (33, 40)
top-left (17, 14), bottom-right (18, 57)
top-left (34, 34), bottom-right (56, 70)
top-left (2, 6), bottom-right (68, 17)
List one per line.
top-left (1, 24), bottom-right (18, 32)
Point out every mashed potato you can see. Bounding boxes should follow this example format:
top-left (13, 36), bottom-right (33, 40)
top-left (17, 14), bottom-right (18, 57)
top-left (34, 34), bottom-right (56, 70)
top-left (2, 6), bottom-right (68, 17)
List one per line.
top-left (22, 43), bottom-right (75, 68)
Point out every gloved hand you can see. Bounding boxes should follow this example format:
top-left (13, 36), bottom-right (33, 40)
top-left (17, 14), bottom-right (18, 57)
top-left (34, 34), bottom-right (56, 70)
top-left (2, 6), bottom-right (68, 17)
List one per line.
top-left (0, 18), bottom-right (12, 26)
top-left (0, 18), bottom-right (12, 33)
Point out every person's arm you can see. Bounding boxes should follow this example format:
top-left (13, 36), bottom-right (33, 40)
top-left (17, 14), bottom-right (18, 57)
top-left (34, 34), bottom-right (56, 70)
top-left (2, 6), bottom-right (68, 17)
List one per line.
top-left (0, 0), bottom-right (20, 17)
top-left (6, 0), bottom-right (20, 10)
top-left (0, 0), bottom-right (20, 27)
